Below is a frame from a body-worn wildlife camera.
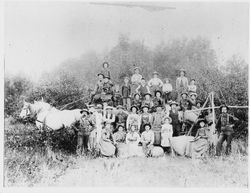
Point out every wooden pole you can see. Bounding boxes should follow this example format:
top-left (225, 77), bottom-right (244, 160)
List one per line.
top-left (211, 91), bottom-right (216, 126)
top-left (187, 92), bottom-right (211, 136)
top-left (187, 105), bottom-right (248, 113)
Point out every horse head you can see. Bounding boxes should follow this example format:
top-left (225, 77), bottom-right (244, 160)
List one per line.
top-left (19, 100), bottom-right (32, 119)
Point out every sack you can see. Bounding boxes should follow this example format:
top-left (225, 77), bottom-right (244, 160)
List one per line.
top-left (184, 110), bottom-right (198, 123)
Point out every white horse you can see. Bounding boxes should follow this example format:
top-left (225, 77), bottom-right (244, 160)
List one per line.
top-left (19, 100), bottom-right (84, 131)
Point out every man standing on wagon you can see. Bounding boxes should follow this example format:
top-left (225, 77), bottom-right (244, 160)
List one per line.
top-left (216, 104), bottom-right (239, 156)
top-left (176, 68), bottom-right (189, 99)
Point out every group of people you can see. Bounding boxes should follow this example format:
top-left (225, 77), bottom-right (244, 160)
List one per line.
top-left (76, 62), bottom-right (239, 158)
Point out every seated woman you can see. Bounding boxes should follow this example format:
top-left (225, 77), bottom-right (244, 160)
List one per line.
top-left (185, 119), bottom-right (210, 159)
top-left (113, 124), bottom-right (126, 145)
top-left (141, 124), bottom-right (154, 157)
top-left (126, 125), bottom-right (141, 157)
top-left (99, 123), bottom-right (116, 157)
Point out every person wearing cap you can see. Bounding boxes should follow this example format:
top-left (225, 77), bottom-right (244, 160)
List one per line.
top-left (188, 79), bottom-right (197, 94)
top-left (187, 92), bottom-right (198, 110)
top-left (77, 109), bottom-right (95, 156)
top-left (152, 105), bottom-right (166, 145)
top-left (101, 62), bottom-right (111, 79)
top-left (121, 76), bottom-right (131, 110)
top-left (115, 105), bottom-right (128, 131)
top-left (112, 84), bottom-right (122, 107)
top-left (162, 78), bottom-right (173, 103)
top-left (141, 124), bottom-right (155, 157)
top-left (152, 90), bottom-right (164, 112)
top-left (131, 93), bottom-right (142, 110)
top-left (176, 68), bottom-right (189, 98)
top-left (169, 101), bottom-right (181, 137)
top-left (185, 119), bottom-right (210, 159)
top-left (148, 71), bottom-right (163, 95)
top-left (99, 123), bottom-right (116, 157)
top-left (131, 67), bottom-right (142, 95)
top-left (126, 105), bottom-right (141, 133)
top-left (141, 92), bottom-right (154, 111)
top-left (216, 105), bottom-right (239, 156)
top-left (136, 78), bottom-right (150, 97)
top-left (139, 105), bottom-right (153, 133)
top-left (161, 116), bottom-right (173, 153)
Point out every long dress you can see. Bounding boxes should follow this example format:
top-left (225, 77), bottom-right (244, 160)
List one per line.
top-left (99, 128), bottom-right (116, 157)
top-left (126, 132), bottom-right (142, 157)
top-left (126, 113), bottom-right (141, 133)
top-left (161, 123), bottom-right (173, 147)
top-left (185, 127), bottom-right (209, 158)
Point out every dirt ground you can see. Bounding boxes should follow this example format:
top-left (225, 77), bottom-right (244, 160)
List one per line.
top-left (52, 155), bottom-right (248, 187)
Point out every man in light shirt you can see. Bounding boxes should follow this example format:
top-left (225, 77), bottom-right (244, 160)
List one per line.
top-left (176, 68), bottom-right (189, 99)
top-left (131, 67), bottom-right (142, 95)
top-left (148, 71), bottom-right (163, 95)
top-left (162, 78), bottom-right (173, 103)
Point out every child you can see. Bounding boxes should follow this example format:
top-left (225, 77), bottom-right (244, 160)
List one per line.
top-left (121, 76), bottom-right (131, 110)
top-left (161, 117), bottom-right (173, 153)
top-left (141, 123), bottom-right (155, 156)
top-left (113, 84), bottom-right (122, 107)
top-left (126, 125), bottom-right (141, 157)
top-left (162, 78), bottom-right (173, 103)
top-left (188, 79), bottom-right (197, 93)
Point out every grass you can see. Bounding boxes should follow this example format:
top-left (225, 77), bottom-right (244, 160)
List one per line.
top-left (3, 117), bottom-right (248, 187)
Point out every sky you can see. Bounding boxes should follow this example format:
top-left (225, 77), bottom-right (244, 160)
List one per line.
top-left (4, 1), bottom-right (249, 81)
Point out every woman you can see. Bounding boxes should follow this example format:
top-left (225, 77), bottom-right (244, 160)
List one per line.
top-left (141, 123), bottom-right (154, 156)
top-left (99, 123), bottom-right (116, 157)
top-left (185, 119), bottom-right (210, 159)
top-left (161, 117), bottom-right (173, 153)
top-left (126, 105), bottom-right (141, 133)
top-left (140, 105), bottom-right (153, 133)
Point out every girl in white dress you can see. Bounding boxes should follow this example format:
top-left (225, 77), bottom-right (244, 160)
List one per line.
top-left (161, 117), bottom-right (173, 153)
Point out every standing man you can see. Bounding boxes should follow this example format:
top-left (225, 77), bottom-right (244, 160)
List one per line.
top-left (152, 105), bottom-right (166, 145)
top-left (216, 105), bottom-right (239, 156)
top-left (176, 68), bottom-right (189, 99)
top-left (131, 66), bottom-right (142, 95)
top-left (169, 101), bottom-right (181, 136)
top-left (136, 78), bottom-right (150, 97)
top-left (148, 71), bottom-right (163, 95)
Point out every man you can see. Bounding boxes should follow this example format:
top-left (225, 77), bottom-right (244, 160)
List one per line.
top-left (179, 91), bottom-right (189, 111)
top-left (176, 68), bottom-right (188, 98)
top-left (216, 104), bottom-right (239, 156)
top-left (91, 73), bottom-right (104, 104)
top-left (131, 66), bottom-right (142, 95)
top-left (102, 76), bottom-right (113, 105)
top-left (148, 71), bottom-right (163, 95)
top-left (136, 77), bottom-right (150, 97)
top-left (77, 109), bottom-right (95, 156)
top-left (169, 101), bottom-right (181, 136)
top-left (187, 92), bottom-right (197, 110)
top-left (152, 90), bottom-right (164, 112)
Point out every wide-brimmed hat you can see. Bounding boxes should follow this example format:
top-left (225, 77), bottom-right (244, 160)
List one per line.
top-left (80, 109), bottom-right (89, 115)
top-left (134, 66), bottom-right (141, 71)
top-left (164, 116), bottom-right (172, 124)
top-left (104, 75), bottom-right (111, 79)
top-left (134, 93), bottom-right (141, 98)
top-left (152, 71), bottom-right (159, 75)
top-left (143, 123), bottom-right (152, 129)
top-left (179, 68), bottom-right (186, 73)
top-left (170, 101), bottom-right (179, 106)
top-left (130, 105), bottom-right (138, 111)
top-left (141, 104), bottom-right (150, 110)
top-left (181, 91), bottom-right (188, 96)
top-left (189, 92), bottom-right (198, 98)
top-left (116, 105), bottom-right (124, 109)
top-left (124, 76), bottom-right (130, 80)
top-left (96, 104), bottom-right (103, 109)
top-left (97, 72), bottom-right (104, 77)
top-left (220, 104), bottom-right (229, 112)
top-left (155, 90), bottom-right (162, 97)
top-left (105, 106), bottom-right (114, 110)
top-left (144, 92), bottom-right (152, 97)
top-left (117, 124), bottom-right (125, 129)
top-left (103, 61), bottom-right (109, 68)
top-left (197, 118), bottom-right (207, 125)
